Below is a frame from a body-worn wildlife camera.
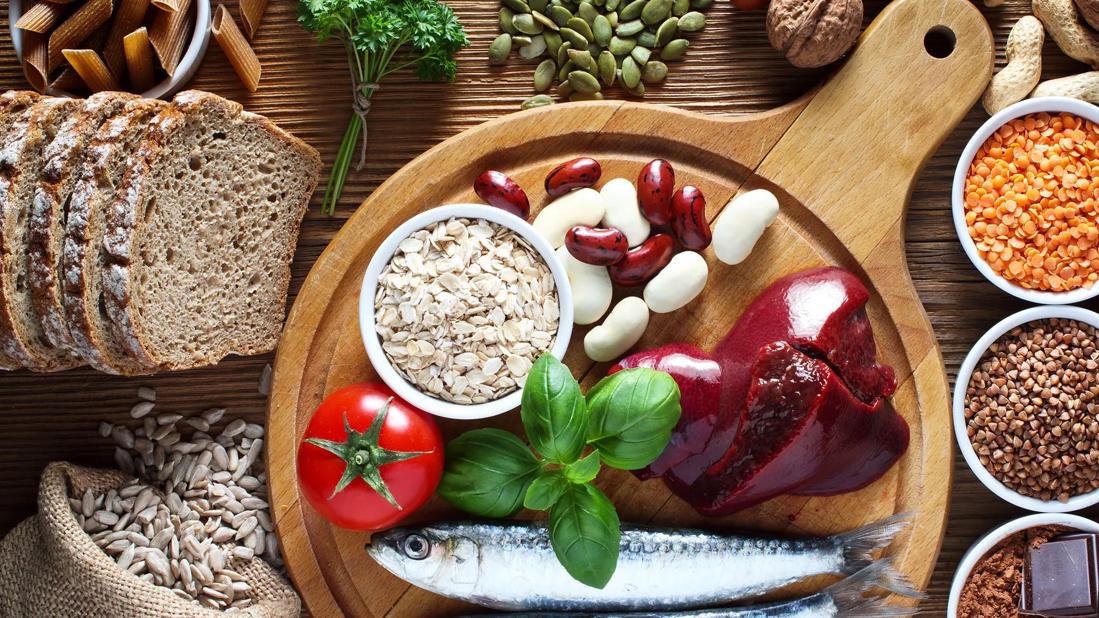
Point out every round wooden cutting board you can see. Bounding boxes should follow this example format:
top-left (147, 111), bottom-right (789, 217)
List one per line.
top-left (267, 0), bottom-right (993, 614)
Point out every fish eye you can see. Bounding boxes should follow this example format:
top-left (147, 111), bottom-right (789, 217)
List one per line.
top-left (401, 534), bottom-right (430, 560)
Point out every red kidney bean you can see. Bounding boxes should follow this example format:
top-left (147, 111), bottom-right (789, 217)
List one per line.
top-left (637, 159), bottom-right (675, 225)
top-left (474, 170), bottom-right (531, 219)
top-left (671, 185), bottom-right (712, 251)
top-left (565, 226), bottom-right (629, 266)
top-left (544, 157), bottom-right (601, 198)
top-left (608, 234), bottom-right (675, 287)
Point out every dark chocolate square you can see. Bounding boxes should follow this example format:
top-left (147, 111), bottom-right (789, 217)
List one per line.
top-left (1022, 533), bottom-right (1099, 617)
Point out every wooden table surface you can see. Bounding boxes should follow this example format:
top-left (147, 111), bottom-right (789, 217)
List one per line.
top-left (0, 0), bottom-right (1095, 614)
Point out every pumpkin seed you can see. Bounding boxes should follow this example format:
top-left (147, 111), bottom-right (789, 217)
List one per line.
top-left (534, 59), bottom-right (557, 91)
top-left (592, 14), bottom-right (613, 45)
top-left (605, 0), bottom-right (621, 11)
top-left (641, 0), bottom-right (671, 25)
top-left (597, 50), bottom-right (616, 85)
top-left (621, 55), bottom-right (641, 88)
top-left (503, 0), bottom-right (531, 13)
top-left (567, 48), bottom-right (595, 70)
top-left (560, 27), bottom-right (589, 49)
top-left (607, 10), bottom-right (619, 27)
top-left (589, 41), bottom-right (603, 56)
top-left (548, 5), bottom-right (573, 25)
top-left (567, 17), bottom-right (594, 40)
top-left (529, 0), bottom-right (549, 12)
top-left (660, 38), bottom-right (688, 60)
top-left (637, 31), bottom-right (657, 47)
top-left (500, 7), bottom-right (519, 34)
top-left (568, 70), bottom-right (602, 94)
top-left (641, 59), bottom-right (667, 82)
top-left (570, 91), bottom-right (605, 101)
top-left (655, 17), bottom-right (678, 46)
top-left (558, 80), bottom-right (574, 98)
top-left (532, 10), bottom-right (560, 30)
top-left (608, 35), bottom-right (636, 55)
top-left (677, 10), bottom-right (704, 31)
top-left (522, 94), bottom-right (555, 110)
top-left (578, 2), bottom-right (599, 24)
top-left (544, 30), bottom-right (563, 55)
top-left (689, 0), bottom-right (713, 8)
top-left (616, 19), bottom-right (644, 36)
top-left (513, 35), bottom-right (533, 46)
top-left (630, 45), bottom-right (651, 65)
top-left (557, 40), bottom-right (573, 65)
top-left (672, 0), bottom-right (688, 15)
top-left (626, 80), bottom-right (646, 96)
top-left (558, 60), bottom-right (574, 81)
top-left (594, 0), bottom-right (605, 7)
top-left (520, 35), bottom-right (548, 58)
top-left (619, 0), bottom-right (647, 21)
top-left (514, 13), bottom-right (545, 34)
top-left (489, 33), bottom-right (513, 64)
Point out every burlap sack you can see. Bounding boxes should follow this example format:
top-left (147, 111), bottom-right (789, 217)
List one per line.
top-left (0, 462), bottom-right (301, 618)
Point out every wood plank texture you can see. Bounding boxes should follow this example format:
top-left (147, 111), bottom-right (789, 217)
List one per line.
top-left (0, 0), bottom-right (1095, 615)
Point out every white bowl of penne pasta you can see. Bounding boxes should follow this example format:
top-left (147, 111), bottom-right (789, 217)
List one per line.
top-left (9, 0), bottom-right (211, 99)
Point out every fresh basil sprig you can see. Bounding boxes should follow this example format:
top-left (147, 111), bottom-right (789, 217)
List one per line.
top-left (439, 353), bottom-right (680, 589)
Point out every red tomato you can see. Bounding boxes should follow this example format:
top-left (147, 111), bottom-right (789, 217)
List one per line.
top-left (297, 383), bottom-right (444, 530)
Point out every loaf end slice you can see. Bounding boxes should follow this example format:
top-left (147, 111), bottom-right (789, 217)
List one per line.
top-left (103, 90), bottom-right (321, 371)
top-left (0, 96), bottom-right (85, 372)
top-left (29, 91), bottom-right (139, 356)
top-left (62, 98), bottom-right (167, 375)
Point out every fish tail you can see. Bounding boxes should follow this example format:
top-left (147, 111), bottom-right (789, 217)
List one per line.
top-left (831, 558), bottom-right (924, 604)
top-left (838, 514), bottom-right (910, 572)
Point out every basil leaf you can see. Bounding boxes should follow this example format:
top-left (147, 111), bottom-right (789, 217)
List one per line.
top-left (563, 451), bottom-right (601, 484)
top-left (523, 469), bottom-right (570, 511)
top-left (586, 368), bottom-right (682, 470)
top-left (521, 354), bottom-right (588, 464)
top-left (548, 484), bottom-right (621, 589)
top-left (438, 429), bottom-right (540, 517)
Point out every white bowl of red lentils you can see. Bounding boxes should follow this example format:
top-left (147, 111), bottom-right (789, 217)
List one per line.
top-left (953, 97), bottom-right (1099, 304)
top-left (953, 305), bottom-right (1099, 512)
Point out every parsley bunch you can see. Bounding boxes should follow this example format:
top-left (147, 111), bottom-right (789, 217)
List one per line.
top-left (299, 0), bottom-right (468, 214)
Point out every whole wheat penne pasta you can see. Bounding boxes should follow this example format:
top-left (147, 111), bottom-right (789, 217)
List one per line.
top-left (123, 27), bottom-right (156, 92)
top-left (49, 66), bottom-right (86, 92)
top-left (149, 0), bottom-right (193, 76)
top-left (238, 0), bottom-right (267, 40)
top-left (150, 0), bottom-right (182, 11)
top-left (211, 4), bottom-right (260, 92)
top-left (102, 0), bottom-right (151, 76)
top-left (21, 32), bottom-right (49, 92)
top-left (63, 48), bottom-right (119, 92)
top-left (16, 1), bottom-right (67, 34)
top-left (47, 0), bottom-right (113, 72)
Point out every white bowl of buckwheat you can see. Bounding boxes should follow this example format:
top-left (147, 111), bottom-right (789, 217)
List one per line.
top-left (359, 204), bottom-right (573, 420)
top-left (953, 305), bottom-right (1099, 512)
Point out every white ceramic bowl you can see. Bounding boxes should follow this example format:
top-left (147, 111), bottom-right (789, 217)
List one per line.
top-left (359, 204), bottom-right (574, 421)
top-left (952, 96), bottom-right (1099, 305)
top-left (947, 513), bottom-right (1099, 617)
top-left (953, 305), bottom-right (1099, 512)
top-left (8, 0), bottom-right (211, 99)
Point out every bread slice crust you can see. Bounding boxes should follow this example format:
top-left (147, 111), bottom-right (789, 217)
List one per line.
top-left (103, 90), bottom-right (321, 371)
top-left (61, 98), bottom-right (166, 375)
top-left (0, 96), bottom-right (85, 372)
top-left (29, 92), bottom-right (139, 357)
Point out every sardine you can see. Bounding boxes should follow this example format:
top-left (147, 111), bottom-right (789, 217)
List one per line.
top-left (367, 515), bottom-right (914, 612)
top-left (460, 562), bottom-right (915, 617)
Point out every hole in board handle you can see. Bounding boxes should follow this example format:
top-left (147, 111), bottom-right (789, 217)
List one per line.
top-left (924, 25), bottom-right (957, 58)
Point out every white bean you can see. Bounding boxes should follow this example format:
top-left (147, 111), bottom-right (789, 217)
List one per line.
top-left (712, 189), bottom-right (779, 265)
top-left (584, 297), bottom-right (650, 362)
top-left (643, 251), bottom-right (708, 313)
top-left (556, 246), bottom-right (612, 325)
top-left (533, 188), bottom-right (606, 247)
top-left (599, 178), bottom-right (650, 247)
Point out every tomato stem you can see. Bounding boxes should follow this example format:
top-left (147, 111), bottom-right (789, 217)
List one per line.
top-left (303, 398), bottom-right (432, 509)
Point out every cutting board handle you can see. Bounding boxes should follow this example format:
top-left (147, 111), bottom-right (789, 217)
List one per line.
top-left (752, 0), bottom-right (994, 265)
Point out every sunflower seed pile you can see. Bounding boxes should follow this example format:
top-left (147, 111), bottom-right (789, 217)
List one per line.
top-left (72, 388), bottom-right (280, 612)
top-left (490, 0), bottom-right (711, 107)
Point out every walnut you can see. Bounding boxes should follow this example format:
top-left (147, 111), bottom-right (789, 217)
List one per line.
top-left (766, 0), bottom-right (864, 69)
top-left (1075, 0), bottom-right (1099, 31)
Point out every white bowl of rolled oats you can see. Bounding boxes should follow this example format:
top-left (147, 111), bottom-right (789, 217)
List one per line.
top-left (360, 204), bottom-right (573, 420)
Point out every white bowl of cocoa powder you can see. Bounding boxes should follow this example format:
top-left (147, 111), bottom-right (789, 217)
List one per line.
top-left (953, 305), bottom-right (1099, 512)
top-left (948, 513), bottom-right (1099, 617)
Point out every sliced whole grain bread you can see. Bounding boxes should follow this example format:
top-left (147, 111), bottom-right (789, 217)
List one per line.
top-left (0, 91), bottom-right (42, 370)
top-left (0, 96), bottom-right (85, 372)
top-left (29, 92), bottom-right (139, 357)
top-left (61, 98), bottom-right (166, 375)
top-left (102, 90), bottom-right (321, 371)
